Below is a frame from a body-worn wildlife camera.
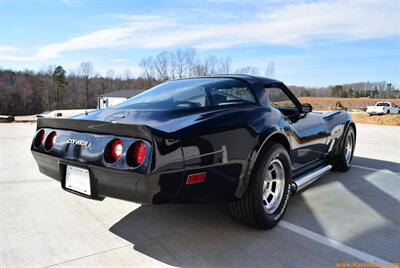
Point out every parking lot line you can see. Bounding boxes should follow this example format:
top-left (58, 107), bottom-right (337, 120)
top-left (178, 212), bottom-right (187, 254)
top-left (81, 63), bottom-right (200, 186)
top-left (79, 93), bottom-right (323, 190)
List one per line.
top-left (43, 244), bottom-right (131, 268)
top-left (279, 220), bottom-right (390, 264)
top-left (352, 164), bottom-right (400, 175)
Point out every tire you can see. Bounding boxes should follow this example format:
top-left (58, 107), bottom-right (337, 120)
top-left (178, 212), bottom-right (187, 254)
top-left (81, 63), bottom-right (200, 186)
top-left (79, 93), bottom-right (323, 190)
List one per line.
top-left (229, 143), bottom-right (291, 229)
top-left (331, 126), bottom-right (355, 172)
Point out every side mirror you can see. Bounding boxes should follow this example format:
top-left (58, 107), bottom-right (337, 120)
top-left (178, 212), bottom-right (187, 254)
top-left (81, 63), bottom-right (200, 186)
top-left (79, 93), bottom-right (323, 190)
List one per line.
top-left (301, 103), bottom-right (313, 113)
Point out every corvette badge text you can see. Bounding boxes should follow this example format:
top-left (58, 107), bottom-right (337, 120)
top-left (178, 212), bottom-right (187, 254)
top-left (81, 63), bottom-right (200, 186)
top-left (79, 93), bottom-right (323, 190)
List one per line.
top-left (66, 139), bottom-right (90, 147)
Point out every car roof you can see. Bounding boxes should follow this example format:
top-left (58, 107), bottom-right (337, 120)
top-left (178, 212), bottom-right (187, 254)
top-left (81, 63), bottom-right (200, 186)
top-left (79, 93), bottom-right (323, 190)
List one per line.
top-left (171, 74), bottom-right (282, 84)
top-left (99, 89), bottom-right (145, 98)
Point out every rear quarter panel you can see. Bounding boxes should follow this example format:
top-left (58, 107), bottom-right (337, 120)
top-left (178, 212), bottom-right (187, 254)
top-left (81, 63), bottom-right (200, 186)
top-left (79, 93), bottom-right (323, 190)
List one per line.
top-left (172, 105), bottom-right (283, 202)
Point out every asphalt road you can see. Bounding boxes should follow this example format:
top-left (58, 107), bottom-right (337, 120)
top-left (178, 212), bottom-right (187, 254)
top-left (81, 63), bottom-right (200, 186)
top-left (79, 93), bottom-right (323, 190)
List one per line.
top-left (1, 123), bottom-right (399, 268)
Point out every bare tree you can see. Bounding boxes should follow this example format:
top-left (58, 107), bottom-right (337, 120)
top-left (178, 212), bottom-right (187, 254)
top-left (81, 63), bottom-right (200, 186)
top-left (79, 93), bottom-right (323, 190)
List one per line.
top-left (265, 61), bottom-right (275, 78)
top-left (192, 61), bottom-right (207, 76)
top-left (235, 66), bottom-right (260, 75)
top-left (184, 48), bottom-right (197, 77)
top-left (205, 56), bottom-right (219, 75)
top-left (98, 77), bottom-right (106, 94)
top-left (78, 62), bottom-right (94, 108)
top-left (106, 69), bottom-right (114, 79)
top-left (175, 49), bottom-right (186, 78)
top-left (105, 69), bottom-right (115, 91)
top-left (139, 57), bottom-right (155, 87)
top-left (168, 51), bottom-right (177, 79)
top-left (154, 51), bottom-right (170, 81)
top-left (123, 68), bottom-right (133, 88)
top-left (218, 57), bottom-right (232, 74)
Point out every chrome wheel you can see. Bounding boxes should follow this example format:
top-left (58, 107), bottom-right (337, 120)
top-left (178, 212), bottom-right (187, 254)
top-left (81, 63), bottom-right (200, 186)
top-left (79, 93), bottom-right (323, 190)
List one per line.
top-left (345, 132), bottom-right (353, 164)
top-left (262, 158), bottom-right (285, 214)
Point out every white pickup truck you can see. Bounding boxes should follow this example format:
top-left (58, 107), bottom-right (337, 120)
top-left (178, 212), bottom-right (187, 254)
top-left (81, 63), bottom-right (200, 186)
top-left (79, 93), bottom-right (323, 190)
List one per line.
top-left (366, 102), bottom-right (399, 115)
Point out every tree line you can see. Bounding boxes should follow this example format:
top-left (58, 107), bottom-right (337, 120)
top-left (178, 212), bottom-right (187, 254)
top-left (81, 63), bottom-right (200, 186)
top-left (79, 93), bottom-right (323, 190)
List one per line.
top-left (0, 48), bottom-right (398, 116)
top-left (289, 82), bottom-right (399, 99)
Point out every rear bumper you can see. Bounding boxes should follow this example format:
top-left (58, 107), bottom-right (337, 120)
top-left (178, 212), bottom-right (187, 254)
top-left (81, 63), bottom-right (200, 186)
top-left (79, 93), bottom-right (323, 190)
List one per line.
top-left (31, 151), bottom-right (183, 204)
top-left (367, 110), bottom-right (384, 114)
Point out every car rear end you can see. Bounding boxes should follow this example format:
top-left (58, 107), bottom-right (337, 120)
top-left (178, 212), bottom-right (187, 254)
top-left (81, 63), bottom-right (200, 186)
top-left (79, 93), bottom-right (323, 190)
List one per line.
top-left (366, 105), bottom-right (386, 115)
top-left (31, 117), bottom-right (185, 204)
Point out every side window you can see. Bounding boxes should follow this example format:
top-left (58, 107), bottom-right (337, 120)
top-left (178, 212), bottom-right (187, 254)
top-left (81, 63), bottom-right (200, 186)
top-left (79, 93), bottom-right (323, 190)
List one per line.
top-left (173, 87), bottom-right (208, 108)
top-left (266, 87), bottom-right (298, 109)
top-left (209, 83), bottom-right (255, 106)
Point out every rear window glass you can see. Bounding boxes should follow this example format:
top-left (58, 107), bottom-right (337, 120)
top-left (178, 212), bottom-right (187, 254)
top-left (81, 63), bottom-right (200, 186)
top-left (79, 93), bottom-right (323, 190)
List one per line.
top-left (376, 103), bottom-right (389, 107)
top-left (115, 78), bottom-right (256, 110)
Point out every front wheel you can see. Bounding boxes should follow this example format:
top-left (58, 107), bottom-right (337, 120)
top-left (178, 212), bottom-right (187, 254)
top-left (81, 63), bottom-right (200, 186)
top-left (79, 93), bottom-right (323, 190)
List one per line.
top-left (229, 143), bottom-right (291, 229)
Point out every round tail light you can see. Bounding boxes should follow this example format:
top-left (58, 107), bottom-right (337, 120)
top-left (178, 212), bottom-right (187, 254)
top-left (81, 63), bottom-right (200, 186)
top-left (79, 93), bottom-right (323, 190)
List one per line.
top-left (34, 129), bottom-right (45, 148)
top-left (44, 131), bottom-right (57, 151)
top-left (127, 141), bottom-right (147, 167)
top-left (105, 139), bottom-right (124, 163)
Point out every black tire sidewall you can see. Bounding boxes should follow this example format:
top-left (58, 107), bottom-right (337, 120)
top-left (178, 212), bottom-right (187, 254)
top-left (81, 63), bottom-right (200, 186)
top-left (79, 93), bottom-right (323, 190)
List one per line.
top-left (252, 144), bottom-right (292, 228)
top-left (332, 126), bottom-right (355, 171)
top-left (344, 127), bottom-right (355, 168)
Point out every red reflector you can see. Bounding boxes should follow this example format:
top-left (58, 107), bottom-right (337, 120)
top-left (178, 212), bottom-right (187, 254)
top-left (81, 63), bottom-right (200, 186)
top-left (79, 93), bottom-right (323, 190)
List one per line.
top-left (34, 129), bottom-right (45, 148)
top-left (127, 141), bottom-right (147, 167)
top-left (111, 139), bottom-right (123, 161)
top-left (133, 141), bottom-right (147, 165)
top-left (45, 131), bottom-right (57, 151)
top-left (39, 130), bottom-right (45, 143)
top-left (186, 172), bottom-right (207, 185)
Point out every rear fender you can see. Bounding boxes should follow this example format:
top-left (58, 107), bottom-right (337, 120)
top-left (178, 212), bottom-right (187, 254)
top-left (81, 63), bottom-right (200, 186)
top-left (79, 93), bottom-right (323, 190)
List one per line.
top-left (234, 130), bottom-right (291, 198)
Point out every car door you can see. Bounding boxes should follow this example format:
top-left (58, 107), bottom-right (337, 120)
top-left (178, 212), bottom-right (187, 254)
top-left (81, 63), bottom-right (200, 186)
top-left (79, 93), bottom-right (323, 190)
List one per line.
top-left (265, 84), bottom-right (328, 169)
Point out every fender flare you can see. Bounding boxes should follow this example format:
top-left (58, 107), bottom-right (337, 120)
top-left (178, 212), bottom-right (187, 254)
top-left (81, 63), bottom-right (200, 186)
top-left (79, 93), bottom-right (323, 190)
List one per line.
top-left (234, 130), bottom-right (291, 198)
top-left (331, 120), bottom-right (356, 156)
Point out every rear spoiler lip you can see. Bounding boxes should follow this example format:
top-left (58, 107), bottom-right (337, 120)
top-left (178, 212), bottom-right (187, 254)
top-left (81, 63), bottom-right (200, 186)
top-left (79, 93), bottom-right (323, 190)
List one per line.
top-left (37, 117), bottom-right (154, 140)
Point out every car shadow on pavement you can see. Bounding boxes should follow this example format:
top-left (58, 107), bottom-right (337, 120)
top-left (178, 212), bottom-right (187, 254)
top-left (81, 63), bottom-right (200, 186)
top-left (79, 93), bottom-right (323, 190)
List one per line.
top-left (109, 156), bottom-right (400, 266)
top-left (352, 156), bottom-right (400, 173)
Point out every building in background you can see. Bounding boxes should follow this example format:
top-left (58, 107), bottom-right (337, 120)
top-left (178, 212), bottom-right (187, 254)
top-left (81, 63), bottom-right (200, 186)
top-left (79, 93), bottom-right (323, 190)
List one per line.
top-left (97, 89), bottom-right (145, 108)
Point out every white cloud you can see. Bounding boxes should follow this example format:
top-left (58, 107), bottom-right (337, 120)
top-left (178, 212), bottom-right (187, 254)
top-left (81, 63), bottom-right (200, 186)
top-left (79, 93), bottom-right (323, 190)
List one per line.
top-left (33, 16), bottom-right (174, 59)
top-left (0, 45), bottom-right (19, 52)
top-left (3, 1), bottom-right (399, 62)
top-left (0, 46), bottom-right (41, 61)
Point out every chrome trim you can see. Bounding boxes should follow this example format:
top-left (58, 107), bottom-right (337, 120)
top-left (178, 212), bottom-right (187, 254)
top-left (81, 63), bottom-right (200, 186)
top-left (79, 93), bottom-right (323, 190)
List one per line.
top-left (184, 146), bottom-right (228, 162)
top-left (291, 164), bottom-right (332, 193)
top-left (345, 133), bottom-right (353, 164)
top-left (262, 158), bottom-right (285, 214)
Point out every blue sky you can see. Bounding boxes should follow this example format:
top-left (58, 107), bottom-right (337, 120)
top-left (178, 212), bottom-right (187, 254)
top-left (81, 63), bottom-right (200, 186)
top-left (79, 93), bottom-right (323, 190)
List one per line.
top-left (0, 0), bottom-right (399, 87)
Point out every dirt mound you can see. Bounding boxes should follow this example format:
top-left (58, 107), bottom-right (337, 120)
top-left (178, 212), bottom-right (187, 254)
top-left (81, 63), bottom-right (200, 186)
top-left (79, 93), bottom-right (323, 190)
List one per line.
top-left (350, 113), bottom-right (400, 126)
top-left (299, 97), bottom-right (400, 111)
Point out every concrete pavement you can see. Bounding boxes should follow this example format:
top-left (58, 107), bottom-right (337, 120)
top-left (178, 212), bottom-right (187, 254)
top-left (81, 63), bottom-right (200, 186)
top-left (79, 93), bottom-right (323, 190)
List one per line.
top-left (1, 123), bottom-right (399, 267)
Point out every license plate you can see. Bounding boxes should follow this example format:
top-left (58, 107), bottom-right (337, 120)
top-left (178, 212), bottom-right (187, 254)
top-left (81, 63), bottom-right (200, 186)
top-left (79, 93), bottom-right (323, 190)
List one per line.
top-left (65, 165), bottom-right (91, 196)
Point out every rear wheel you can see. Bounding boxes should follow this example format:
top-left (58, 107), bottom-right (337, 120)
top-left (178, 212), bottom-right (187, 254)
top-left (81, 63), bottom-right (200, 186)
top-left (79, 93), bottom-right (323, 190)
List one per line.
top-left (229, 143), bottom-right (291, 229)
top-left (331, 126), bottom-right (355, 171)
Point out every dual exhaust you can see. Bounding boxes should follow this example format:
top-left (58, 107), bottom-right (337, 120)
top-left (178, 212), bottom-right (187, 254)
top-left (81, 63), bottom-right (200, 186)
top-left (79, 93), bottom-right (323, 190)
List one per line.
top-left (290, 165), bottom-right (332, 195)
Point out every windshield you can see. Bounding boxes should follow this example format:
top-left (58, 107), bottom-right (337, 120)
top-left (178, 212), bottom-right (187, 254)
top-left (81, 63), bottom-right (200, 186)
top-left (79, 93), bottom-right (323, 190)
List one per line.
top-left (376, 103), bottom-right (389, 107)
top-left (114, 78), bottom-right (256, 110)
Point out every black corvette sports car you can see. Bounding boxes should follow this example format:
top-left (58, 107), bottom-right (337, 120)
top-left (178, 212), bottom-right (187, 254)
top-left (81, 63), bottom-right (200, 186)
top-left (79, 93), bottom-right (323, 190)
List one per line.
top-left (31, 75), bottom-right (356, 229)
